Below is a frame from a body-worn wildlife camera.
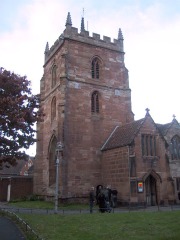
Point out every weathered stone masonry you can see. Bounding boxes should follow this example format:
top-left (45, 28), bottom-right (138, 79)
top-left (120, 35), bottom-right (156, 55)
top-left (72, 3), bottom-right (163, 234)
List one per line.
top-left (34, 12), bottom-right (133, 200)
top-left (34, 12), bottom-right (180, 205)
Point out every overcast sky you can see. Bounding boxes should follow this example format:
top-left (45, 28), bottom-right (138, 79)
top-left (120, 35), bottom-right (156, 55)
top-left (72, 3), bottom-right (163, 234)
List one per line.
top-left (1, 0), bottom-right (180, 154)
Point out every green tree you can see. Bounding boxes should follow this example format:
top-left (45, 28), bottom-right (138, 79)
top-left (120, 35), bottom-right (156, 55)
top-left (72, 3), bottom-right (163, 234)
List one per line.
top-left (0, 67), bottom-right (42, 167)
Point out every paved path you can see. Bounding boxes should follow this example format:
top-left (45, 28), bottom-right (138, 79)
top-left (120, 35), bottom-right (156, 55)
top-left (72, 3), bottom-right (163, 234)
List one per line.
top-left (0, 216), bottom-right (26, 240)
top-left (1, 203), bottom-right (180, 215)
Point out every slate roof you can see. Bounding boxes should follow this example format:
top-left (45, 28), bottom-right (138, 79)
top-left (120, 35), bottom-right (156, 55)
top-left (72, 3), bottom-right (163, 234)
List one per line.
top-left (101, 118), bottom-right (145, 151)
top-left (157, 119), bottom-right (180, 136)
top-left (156, 123), bottom-right (172, 136)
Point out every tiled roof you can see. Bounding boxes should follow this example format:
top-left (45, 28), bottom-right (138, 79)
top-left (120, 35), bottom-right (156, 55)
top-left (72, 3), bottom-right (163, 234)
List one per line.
top-left (101, 118), bottom-right (145, 151)
top-left (156, 123), bottom-right (172, 136)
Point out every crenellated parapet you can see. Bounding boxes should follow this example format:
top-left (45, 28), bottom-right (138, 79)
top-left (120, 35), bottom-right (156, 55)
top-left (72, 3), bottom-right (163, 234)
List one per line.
top-left (44, 12), bottom-right (124, 64)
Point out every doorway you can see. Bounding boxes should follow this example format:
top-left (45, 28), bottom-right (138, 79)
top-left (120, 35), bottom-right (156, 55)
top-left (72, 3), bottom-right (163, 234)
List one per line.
top-left (145, 175), bottom-right (157, 206)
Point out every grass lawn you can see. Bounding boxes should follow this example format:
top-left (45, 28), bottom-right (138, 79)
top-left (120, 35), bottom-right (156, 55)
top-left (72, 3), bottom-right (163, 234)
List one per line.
top-left (9, 200), bottom-right (92, 210)
top-left (9, 200), bottom-right (55, 209)
top-left (18, 211), bottom-right (180, 240)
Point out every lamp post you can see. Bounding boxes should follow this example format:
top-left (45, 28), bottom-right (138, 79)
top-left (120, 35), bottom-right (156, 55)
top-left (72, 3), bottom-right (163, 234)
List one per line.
top-left (54, 141), bottom-right (63, 214)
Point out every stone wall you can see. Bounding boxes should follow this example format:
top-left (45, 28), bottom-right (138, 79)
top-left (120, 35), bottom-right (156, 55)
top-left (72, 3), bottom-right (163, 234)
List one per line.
top-left (102, 146), bottom-right (130, 204)
top-left (102, 115), bottom-right (175, 205)
top-left (34, 20), bottom-right (133, 200)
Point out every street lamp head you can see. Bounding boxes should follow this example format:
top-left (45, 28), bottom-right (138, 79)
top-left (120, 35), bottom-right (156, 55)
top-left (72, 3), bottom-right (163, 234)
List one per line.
top-left (56, 141), bottom-right (63, 152)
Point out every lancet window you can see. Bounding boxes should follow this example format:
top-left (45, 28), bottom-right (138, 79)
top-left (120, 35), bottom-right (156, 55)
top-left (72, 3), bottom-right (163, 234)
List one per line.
top-left (91, 91), bottom-right (99, 113)
top-left (52, 65), bottom-right (57, 88)
top-left (91, 57), bottom-right (100, 79)
top-left (51, 97), bottom-right (56, 122)
top-left (170, 135), bottom-right (180, 160)
top-left (141, 134), bottom-right (156, 157)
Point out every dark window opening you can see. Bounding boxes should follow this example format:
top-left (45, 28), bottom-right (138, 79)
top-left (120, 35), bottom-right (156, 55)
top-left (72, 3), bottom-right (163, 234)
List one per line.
top-left (52, 65), bottom-right (57, 88)
top-left (170, 136), bottom-right (180, 160)
top-left (91, 91), bottom-right (99, 113)
top-left (92, 58), bottom-right (100, 79)
top-left (130, 157), bottom-right (136, 177)
top-left (176, 178), bottom-right (180, 191)
top-left (142, 134), bottom-right (156, 157)
top-left (130, 181), bottom-right (137, 197)
top-left (146, 135), bottom-right (149, 155)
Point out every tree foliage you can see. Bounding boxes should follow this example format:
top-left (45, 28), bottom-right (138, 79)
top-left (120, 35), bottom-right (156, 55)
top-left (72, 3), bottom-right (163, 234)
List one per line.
top-left (0, 67), bottom-right (42, 166)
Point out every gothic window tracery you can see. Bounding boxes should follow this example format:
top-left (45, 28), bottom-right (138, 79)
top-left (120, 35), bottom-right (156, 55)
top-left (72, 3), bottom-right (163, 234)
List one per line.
top-left (141, 134), bottom-right (156, 157)
top-left (91, 57), bottom-right (100, 79)
top-left (91, 91), bottom-right (99, 113)
top-left (170, 135), bottom-right (180, 160)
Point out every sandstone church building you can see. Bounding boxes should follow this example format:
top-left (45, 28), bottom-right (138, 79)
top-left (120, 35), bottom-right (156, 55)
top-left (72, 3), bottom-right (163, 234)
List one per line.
top-left (34, 12), bottom-right (180, 206)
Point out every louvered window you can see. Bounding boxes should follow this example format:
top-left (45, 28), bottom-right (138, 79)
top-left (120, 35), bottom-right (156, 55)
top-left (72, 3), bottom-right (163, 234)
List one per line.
top-left (91, 91), bottom-right (99, 113)
top-left (91, 58), bottom-right (100, 79)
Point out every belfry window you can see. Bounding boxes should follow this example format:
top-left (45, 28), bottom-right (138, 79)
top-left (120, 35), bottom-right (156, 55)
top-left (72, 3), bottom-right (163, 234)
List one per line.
top-left (170, 135), bottom-right (180, 160)
top-left (91, 57), bottom-right (100, 79)
top-left (52, 65), bottom-right (57, 88)
top-left (91, 91), bottom-right (99, 113)
top-left (141, 134), bottom-right (156, 157)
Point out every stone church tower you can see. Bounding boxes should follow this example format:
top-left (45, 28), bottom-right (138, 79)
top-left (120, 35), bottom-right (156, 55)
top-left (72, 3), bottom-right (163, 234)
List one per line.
top-left (34, 12), bottom-right (134, 200)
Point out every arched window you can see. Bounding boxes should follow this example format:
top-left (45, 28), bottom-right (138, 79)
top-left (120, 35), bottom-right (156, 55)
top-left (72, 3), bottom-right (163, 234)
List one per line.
top-left (51, 97), bottom-right (56, 122)
top-left (91, 91), bottom-right (99, 113)
top-left (91, 57), bottom-right (100, 79)
top-left (170, 135), bottom-right (180, 160)
top-left (52, 65), bottom-right (57, 88)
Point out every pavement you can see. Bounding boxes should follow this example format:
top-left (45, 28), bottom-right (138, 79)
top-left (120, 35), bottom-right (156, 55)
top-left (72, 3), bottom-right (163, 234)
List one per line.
top-left (0, 216), bottom-right (26, 240)
top-left (1, 202), bottom-right (180, 215)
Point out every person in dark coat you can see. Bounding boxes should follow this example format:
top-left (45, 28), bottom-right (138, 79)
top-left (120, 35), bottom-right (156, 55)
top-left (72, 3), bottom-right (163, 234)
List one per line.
top-left (89, 187), bottom-right (95, 213)
top-left (97, 186), bottom-right (106, 213)
top-left (104, 186), bottom-right (112, 212)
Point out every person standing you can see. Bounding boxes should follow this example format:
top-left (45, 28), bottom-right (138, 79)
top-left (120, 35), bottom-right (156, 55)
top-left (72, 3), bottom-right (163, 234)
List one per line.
top-left (89, 187), bottom-right (95, 213)
top-left (97, 186), bottom-right (106, 213)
